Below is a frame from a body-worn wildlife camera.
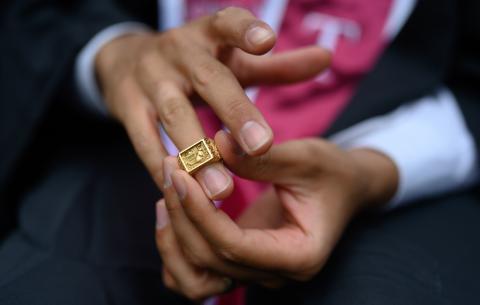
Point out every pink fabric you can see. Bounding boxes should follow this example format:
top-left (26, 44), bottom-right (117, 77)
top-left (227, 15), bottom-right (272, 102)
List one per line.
top-left (186, 0), bottom-right (267, 19)
top-left (184, 1), bottom-right (393, 304)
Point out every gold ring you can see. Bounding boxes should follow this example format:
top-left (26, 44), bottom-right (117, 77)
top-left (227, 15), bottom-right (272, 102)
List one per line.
top-left (177, 138), bottom-right (222, 174)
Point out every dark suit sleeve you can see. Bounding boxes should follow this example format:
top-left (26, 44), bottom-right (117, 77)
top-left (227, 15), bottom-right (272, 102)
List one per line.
top-left (447, 0), bottom-right (480, 155)
top-left (0, 0), bottom-right (141, 191)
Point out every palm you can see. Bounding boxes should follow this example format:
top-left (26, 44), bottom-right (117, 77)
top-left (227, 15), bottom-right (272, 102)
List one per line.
top-left (220, 136), bottom-right (360, 280)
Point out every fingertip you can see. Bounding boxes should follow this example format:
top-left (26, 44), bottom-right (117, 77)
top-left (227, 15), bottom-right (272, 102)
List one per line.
top-left (156, 199), bottom-right (169, 230)
top-left (196, 163), bottom-right (234, 200)
top-left (208, 170), bottom-right (234, 200)
top-left (175, 169), bottom-right (218, 214)
top-left (211, 7), bottom-right (276, 54)
top-left (314, 46), bottom-right (332, 69)
top-left (246, 133), bottom-right (273, 156)
top-left (239, 120), bottom-right (274, 156)
top-left (245, 22), bottom-right (276, 54)
top-left (171, 170), bottom-right (187, 201)
top-left (305, 46), bottom-right (332, 73)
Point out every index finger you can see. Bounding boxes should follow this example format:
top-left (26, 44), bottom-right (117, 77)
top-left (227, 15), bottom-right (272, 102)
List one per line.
top-left (182, 49), bottom-right (274, 155)
top-left (207, 7), bottom-right (276, 55)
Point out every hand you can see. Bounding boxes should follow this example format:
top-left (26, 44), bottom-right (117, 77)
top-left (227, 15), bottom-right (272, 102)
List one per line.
top-left (155, 131), bottom-right (398, 301)
top-left (95, 7), bottom-right (330, 196)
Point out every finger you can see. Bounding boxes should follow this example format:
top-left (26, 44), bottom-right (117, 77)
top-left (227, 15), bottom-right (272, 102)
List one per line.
top-left (163, 157), bottom-right (276, 282)
top-left (135, 55), bottom-right (204, 149)
top-left (120, 80), bottom-right (168, 187)
top-left (162, 268), bottom-right (179, 294)
top-left (232, 46), bottom-right (331, 87)
top-left (170, 168), bottom-right (311, 272)
top-left (155, 200), bottom-right (230, 301)
top-left (184, 49), bottom-right (273, 155)
top-left (135, 58), bottom-right (233, 200)
top-left (208, 7), bottom-right (276, 55)
top-left (214, 130), bottom-right (307, 184)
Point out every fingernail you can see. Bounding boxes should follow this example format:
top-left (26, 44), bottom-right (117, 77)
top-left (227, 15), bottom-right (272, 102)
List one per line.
top-left (240, 121), bottom-right (270, 153)
top-left (156, 200), bottom-right (169, 229)
top-left (199, 166), bottom-right (231, 198)
top-left (163, 160), bottom-right (174, 188)
top-left (171, 174), bottom-right (187, 200)
top-left (247, 26), bottom-right (272, 45)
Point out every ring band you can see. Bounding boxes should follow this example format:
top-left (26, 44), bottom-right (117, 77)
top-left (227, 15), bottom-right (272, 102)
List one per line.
top-left (177, 138), bottom-right (222, 174)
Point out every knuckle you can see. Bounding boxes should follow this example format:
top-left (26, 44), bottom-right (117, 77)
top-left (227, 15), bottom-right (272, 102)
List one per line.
top-left (157, 88), bottom-right (190, 126)
top-left (223, 98), bottom-right (250, 124)
top-left (216, 245), bottom-right (238, 263)
top-left (183, 248), bottom-right (211, 267)
top-left (301, 138), bottom-right (324, 158)
top-left (137, 50), bottom-right (155, 70)
top-left (212, 9), bottom-right (225, 23)
top-left (156, 80), bottom-right (178, 99)
top-left (164, 196), bottom-right (182, 215)
top-left (183, 282), bottom-right (206, 301)
top-left (162, 28), bottom-right (187, 49)
top-left (212, 7), bottom-right (235, 29)
top-left (212, 7), bottom-right (255, 35)
top-left (191, 61), bottom-right (226, 88)
top-left (135, 52), bottom-right (159, 80)
top-left (296, 138), bottom-right (327, 174)
top-left (216, 6), bottom-right (249, 19)
top-left (161, 102), bottom-right (189, 125)
top-left (155, 234), bottom-right (171, 257)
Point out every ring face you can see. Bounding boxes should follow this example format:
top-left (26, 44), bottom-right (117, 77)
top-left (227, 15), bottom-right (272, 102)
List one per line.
top-left (178, 138), bottom-right (221, 174)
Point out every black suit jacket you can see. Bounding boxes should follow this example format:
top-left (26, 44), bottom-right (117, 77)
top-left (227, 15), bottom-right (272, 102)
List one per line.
top-left (0, 0), bottom-right (156, 191)
top-left (1, 0), bottom-right (479, 235)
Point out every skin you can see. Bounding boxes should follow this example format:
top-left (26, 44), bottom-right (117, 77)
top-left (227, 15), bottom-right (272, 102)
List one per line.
top-left (95, 6), bottom-right (397, 301)
top-left (155, 131), bottom-right (399, 302)
top-left (95, 7), bottom-right (330, 199)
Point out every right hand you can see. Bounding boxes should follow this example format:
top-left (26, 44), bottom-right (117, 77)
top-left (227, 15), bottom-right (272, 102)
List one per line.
top-left (95, 7), bottom-right (330, 197)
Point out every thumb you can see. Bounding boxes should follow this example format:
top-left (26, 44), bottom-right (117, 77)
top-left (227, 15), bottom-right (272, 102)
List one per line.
top-left (215, 130), bottom-right (304, 184)
top-left (206, 7), bottom-right (276, 55)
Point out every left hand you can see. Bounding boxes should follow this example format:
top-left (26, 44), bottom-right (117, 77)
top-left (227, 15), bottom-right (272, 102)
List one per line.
top-left (155, 131), bottom-right (398, 301)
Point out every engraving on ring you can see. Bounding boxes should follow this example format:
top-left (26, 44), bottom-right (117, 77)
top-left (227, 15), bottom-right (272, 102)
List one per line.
top-left (179, 139), bottom-right (213, 173)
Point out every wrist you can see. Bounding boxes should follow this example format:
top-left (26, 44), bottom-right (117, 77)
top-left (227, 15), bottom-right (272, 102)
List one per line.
top-left (348, 148), bottom-right (399, 210)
